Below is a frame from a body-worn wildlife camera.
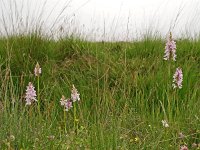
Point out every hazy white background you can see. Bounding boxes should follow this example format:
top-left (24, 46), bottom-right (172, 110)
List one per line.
top-left (0, 0), bottom-right (200, 41)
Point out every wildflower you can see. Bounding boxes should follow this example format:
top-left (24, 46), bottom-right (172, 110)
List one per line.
top-left (25, 82), bottom-right (37, 105)
top-left (34, 62), bottom-right (41, 76)
top-left (180, 145), bottom-right (188, 150)
top-left (60, 95), bottom-right (73, 111)
top-left (71, 84), bottom-right (80, 102)
top-left (164, 32), bottom-right (177, 61)
top-left (135, 137), bottom-right (140, 142)
top-left (172, 67), bottom-right (183, 89)
top-left (161, 120), bottom-right (169, 128)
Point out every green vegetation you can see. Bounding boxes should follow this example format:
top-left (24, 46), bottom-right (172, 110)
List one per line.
top-left (0, 34), bottom-right (199, 149)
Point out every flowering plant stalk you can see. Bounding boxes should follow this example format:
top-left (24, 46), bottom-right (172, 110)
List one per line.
top-left (24, 82), bottom-right (37, 121)
top-left (37, 76), bottom-right (40, 115)
top-left (164, 32), bottom-right (177, 61)
top-left (172, 67), bottom-right (183, 89)
top-left (60, 95), bottom-right (73, 132)
top-left (167, 61), bottom-right (172, 121)
top-left (60, 95), bottom-right (67, 132)
top-left (71, 84), bottom-right (80, 132)
top-left (73, 102), bottom-right (77, 132)
top-left (163, 32), bottom-right (178, 121)
top-left (172, 67), bottom-right (183, 115)
top-left (25, 82), bottom-right (37, 105)
top-left (34, 62), bottom-right (41, 117)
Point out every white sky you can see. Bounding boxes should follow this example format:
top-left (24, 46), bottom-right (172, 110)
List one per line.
top-left (0, 0), bottom-right (200, 40)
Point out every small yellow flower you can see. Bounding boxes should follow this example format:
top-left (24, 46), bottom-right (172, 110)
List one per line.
top-left (135, 137), bottom-right (140, 142)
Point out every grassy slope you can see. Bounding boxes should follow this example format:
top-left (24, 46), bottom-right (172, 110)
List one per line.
top-left (0, 35), bottom-right (200, 149)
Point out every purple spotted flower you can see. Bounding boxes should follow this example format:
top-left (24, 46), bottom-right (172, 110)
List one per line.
top-left (172, 67), bottom-right (183, 89)
top-left (25, 82), bottom-right (37, 105)
top-left (34, 62), bottom-right (41, 76)
top-left (60, 95), bottom-right (73, 111)
top-left (64, 100), bottom-right (73, 111)
top-left (71, 84), bottom-right (80, 102)
top-left (164, 32), bottom-right (177, 61)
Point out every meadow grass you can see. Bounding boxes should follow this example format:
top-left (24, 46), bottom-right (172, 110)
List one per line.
top-left (0, 33), bottom-right (199, 149)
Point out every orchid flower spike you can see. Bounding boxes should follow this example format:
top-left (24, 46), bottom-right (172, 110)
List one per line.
top-left (164, 32), bottom-right (177, 61)
top-left (172, 67), bottom-right (183, 89)
top-left (71, 84), bottom-right (80, 102)
top-left (25, 82), bottom-right (37, 105)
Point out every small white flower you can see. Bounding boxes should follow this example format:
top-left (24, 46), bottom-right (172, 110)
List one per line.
top-left (161, 120), bottom-right (169, 128)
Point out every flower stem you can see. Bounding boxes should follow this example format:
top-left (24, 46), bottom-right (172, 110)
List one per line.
top-left (73, 102), bottom-right (77, 132)
top-left (37, 76), bottom-right (41, 117)
top-left (64, 108), bottom-right (66, 132)
top-left (168, 61), bottom-right (172, 121)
